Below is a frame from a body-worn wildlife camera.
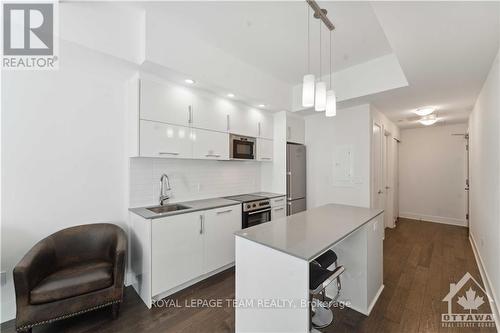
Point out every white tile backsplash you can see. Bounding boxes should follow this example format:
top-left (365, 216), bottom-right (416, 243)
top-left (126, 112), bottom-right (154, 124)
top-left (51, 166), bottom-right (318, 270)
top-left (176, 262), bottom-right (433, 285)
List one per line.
top-left (129, 158), bottom-right (261, 207)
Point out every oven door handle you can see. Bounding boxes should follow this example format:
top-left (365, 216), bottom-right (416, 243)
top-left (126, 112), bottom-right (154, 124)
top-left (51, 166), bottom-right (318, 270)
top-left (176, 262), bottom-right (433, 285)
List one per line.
top-left (247, 208), bottom-right (271, 215)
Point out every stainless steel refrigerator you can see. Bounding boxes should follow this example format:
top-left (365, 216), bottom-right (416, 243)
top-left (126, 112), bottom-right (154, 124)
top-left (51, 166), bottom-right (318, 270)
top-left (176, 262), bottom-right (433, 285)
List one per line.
top-left (286, 143), bottom-right (306, 215)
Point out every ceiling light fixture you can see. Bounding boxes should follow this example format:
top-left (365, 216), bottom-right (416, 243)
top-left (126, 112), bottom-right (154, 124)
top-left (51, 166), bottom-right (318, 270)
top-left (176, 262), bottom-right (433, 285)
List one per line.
top-left (258, 104), bottom-right (266, 108)
top-left (414, 107), bottom-right (435, 116)
top-left (325, 29), bottom-right (336, 117)
top-left (418, 114), bottom-right (438, 126)
top-left (184, 79), bottom-right (195, 84)
top-left (302, 4), bottom-right (315, 108)
top-left (227, 93), bottom-right (235, 98)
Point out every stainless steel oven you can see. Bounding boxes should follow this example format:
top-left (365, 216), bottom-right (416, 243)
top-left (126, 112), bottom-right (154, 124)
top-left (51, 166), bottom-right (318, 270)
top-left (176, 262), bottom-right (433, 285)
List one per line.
top-left (225, 194), bottom-right (271, 229)
top-left (230, 134), bottom-right (256, 160)
top-left (242, 200), bottom-right (271, 229)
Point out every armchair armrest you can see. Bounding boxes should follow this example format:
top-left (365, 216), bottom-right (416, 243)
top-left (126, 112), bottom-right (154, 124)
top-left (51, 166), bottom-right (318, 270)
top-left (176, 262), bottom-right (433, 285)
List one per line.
top-left (112, 228), bottom-right (127, 288)
top-left (13, 238), bottom-right (56, 305)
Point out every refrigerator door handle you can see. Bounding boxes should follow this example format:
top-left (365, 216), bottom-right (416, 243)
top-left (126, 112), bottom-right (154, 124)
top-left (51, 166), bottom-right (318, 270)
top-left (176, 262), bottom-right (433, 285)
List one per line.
top-left (287, 171), bottom-right (292, 200)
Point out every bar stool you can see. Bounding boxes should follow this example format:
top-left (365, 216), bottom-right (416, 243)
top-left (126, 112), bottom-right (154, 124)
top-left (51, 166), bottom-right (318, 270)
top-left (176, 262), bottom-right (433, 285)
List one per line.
top-left (309, 250), bottom-right (345, 330)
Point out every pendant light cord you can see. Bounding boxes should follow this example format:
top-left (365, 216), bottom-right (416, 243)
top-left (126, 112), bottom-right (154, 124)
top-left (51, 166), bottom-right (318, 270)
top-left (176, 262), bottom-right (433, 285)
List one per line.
top-left (307, 4), bottom-right (310, 73)
top-left (329, 30), bottom-right (332, 89)
top-left (319, 16), bottom-right (322, 79)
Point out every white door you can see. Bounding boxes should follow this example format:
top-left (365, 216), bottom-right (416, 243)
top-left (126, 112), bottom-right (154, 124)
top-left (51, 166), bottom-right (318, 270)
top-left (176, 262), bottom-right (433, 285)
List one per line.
top-left (192, 128), bottom-right (229, 160)
top-left (384, 132), bottom-right (395, 228)
top-left (257, 138), bottom-right (273, 161)
top-left (191, 93), bottom-right (230, 133)
top-left (151, 212), bottom-right (204, 295)
top-left (271, 206), bottom-right (286, 220)
top-left (372, 122), bottom-right (385, 211)
top-left (140, 120), bottom-right (192, 159)
top-left (258, 113), bottom-right (274, 139)
top-left (140, 78), bottom-right (194, 126)
top-left (203, 205), bottom-right (241, 273)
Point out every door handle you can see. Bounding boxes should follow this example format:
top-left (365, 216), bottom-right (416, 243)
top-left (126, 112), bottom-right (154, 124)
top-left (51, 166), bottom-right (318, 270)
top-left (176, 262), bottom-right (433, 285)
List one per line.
top-left (205, 154), bottom-right (221, 158)
top-left (248, 209), bottom-right (271, 215)
top-left (274, 198), bottom-right (284, 202)
top-left (188, 105), bottom-right (193, 124)
top-left (258, 122), bottom-right (261, 137)
top-left (378, 190), bottom-right (383, 194)
top-left (274, 207), bottom-right (284, 211)
top-left (199, 215), bottom-right (203, 234)
top-left (159, 152), bottom-right (180, 156)
top-left (217, 209), bottom-right (233, 215)
top-left (226, 115), bottom-right (230, 132)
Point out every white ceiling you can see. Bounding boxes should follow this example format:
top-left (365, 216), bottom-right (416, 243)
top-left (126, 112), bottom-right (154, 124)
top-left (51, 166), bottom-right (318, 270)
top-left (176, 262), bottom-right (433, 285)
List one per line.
top-left (144, 1), bottom-right (393, 85)
top-left (141, 1), bottom-right (499, 129)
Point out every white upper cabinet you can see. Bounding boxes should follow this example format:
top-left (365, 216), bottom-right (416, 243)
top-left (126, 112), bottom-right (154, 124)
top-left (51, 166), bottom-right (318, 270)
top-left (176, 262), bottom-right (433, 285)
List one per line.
top-left (140, 120), bottom-right (192, 159)
top-left (257, 138), bottom-right (273, 162)
top-left (140, 78), bottom-right (194, 127)
top-left (286, 115), bottom-right (305, 144)
top-left (191, 93), bottom-right (230, 133)
top-left (203, 205), bottom-right (241, 273)
top-left (229, 105), bottom-right (259, 137)
top-left (191, 128), bottom-right (229, 160)
top-left (258, 112), bottom-right (274, 140)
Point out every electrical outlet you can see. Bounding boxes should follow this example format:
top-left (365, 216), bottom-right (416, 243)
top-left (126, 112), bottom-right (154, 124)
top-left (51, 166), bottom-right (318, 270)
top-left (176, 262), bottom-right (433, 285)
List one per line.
top-left (1, 271), bottom-right (6, 286)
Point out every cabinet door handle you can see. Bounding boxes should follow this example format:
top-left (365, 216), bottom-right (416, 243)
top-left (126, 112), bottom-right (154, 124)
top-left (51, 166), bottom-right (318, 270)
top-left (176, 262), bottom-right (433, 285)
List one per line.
top-left (217, 209), bottom-right (233, 215)
top-left (261, 157), bottom-right (272, 160)
top-left (159, 152), bottom-right (179, 156)
top-left (188, 105), bottom-right (193, 124)
top-left (205, 154), bottom-right (221, 158)
top-left (258, 122), bottom-right (261, 137)
top-left (274, 207), bottom-right (284, 211)
top-left (274, 198), bottom-right (284, 202)
top-left (199, 215), bottom-right (203, 234)
top-left (226, 115), bottom-right (230, 132)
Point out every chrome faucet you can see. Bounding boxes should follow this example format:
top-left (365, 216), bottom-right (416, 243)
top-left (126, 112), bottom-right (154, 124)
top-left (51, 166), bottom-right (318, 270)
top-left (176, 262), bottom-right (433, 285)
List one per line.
top-left (159, 174), bottom-right (171, 206)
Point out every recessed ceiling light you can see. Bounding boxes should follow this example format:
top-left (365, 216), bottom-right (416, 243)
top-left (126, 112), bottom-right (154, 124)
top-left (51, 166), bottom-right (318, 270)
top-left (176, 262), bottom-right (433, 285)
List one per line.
top-left (227, 93), bottom-right (235, 98)
top-left (414, 107), bottom-right (435, 116)
top-left (418, 114), bottom-right (438, 126)
top-left (184, 79), bottom-right (195, 84)
top-left (258, 104), bottom-right (266, 108)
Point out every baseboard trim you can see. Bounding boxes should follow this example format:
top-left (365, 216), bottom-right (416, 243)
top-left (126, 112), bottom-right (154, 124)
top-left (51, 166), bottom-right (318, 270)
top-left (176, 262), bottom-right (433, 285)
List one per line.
top-left (367, 284), bottom-right (384, 315)
top-left (343, 284), bottom-right (384, 316)
top-left (399, 212), bottom-right (466, 227)
top-left (469, 233), bottom-right (499, 329)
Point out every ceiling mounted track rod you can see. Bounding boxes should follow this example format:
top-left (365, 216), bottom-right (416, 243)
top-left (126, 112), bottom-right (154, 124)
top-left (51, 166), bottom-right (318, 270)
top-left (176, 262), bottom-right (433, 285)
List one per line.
top-left (306, 0), bottom-right (335, 31)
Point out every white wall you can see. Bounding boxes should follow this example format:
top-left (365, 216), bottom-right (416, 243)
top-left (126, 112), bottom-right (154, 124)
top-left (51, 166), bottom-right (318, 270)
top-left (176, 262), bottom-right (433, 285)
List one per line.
top-left (468, 48), bottom-right (499, 319)
top-left (1, 41), bottom-right (135, 322)
top-left (130, 158), bottom-right (261, 207)
top-left (304, 105), bottom-right (372, 209)
top-left (399, 123), bottom-right (468, 226)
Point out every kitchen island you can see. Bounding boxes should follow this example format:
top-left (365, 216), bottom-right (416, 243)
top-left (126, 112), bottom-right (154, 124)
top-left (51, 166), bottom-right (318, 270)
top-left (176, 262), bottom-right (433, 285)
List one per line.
top-left (234, 203), bottom-right (384, 333)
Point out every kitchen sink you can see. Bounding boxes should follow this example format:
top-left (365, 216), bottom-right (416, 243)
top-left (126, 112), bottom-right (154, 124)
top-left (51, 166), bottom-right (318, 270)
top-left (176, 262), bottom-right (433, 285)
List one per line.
top-left (147, 204), bottom-right (191, 214)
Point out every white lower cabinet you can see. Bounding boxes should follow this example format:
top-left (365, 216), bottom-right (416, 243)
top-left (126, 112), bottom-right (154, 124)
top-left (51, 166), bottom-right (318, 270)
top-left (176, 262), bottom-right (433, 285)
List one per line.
top-left (203, 206), bottom-right (242, 273)
top-left (272, 206), bottom-right (286, 220)
top-left (151, 212), bottom-right (204, 295)
top-left (140, 120), bottom-right (192, 159)
top-left (257, 138), bottom-right (273, 161)
top-left (148, 204), bottom-right (241, 298)
top-left (192, 128), bottom-right (229, 160)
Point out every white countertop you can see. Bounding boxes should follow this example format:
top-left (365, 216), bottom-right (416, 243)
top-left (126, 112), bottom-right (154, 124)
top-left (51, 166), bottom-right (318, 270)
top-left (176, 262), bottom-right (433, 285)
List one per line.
top-left (234, 203), bottom-right (383, 261)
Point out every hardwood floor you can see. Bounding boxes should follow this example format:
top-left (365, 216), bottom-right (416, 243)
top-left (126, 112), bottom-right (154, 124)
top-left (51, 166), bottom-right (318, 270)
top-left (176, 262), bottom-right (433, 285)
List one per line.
top-left (1, 218), bottom-right (495, 333)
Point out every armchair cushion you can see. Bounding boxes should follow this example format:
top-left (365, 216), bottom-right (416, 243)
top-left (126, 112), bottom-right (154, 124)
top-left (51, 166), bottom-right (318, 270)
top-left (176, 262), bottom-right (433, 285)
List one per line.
top-left (30, 260), bottom-right (113, 305)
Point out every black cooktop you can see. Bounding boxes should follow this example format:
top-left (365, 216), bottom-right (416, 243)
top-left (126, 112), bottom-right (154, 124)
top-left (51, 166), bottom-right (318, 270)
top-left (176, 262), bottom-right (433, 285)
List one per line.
top-left (225, 194), bottom-right (268, 203)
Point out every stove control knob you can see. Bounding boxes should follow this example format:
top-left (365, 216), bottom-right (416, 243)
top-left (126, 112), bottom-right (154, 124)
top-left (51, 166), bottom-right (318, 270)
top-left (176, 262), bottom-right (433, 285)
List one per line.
top-left (246, 204), bottom-right (251, 209)
top-left (252, 203), bottom-right (257, 208)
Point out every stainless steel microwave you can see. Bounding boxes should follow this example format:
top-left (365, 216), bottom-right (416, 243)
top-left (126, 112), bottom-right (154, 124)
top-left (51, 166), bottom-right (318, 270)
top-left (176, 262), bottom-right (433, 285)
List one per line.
top-left (230, 134), bottom-right (256, 160)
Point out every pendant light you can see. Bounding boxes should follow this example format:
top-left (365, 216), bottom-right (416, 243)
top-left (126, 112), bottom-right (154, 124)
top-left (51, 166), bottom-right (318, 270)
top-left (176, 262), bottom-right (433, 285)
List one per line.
top-left (302, 5), bottom-right (315, 108)
top-left (315, 18), bottom-right (326, 111)
top-left (325, 29), bottom-right (336, 117)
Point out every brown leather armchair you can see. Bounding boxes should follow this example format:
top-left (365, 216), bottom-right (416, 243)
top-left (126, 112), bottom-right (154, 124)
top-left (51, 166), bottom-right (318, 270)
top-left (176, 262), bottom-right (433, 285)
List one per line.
top-left (13, 223), bottom-right (127, 332)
